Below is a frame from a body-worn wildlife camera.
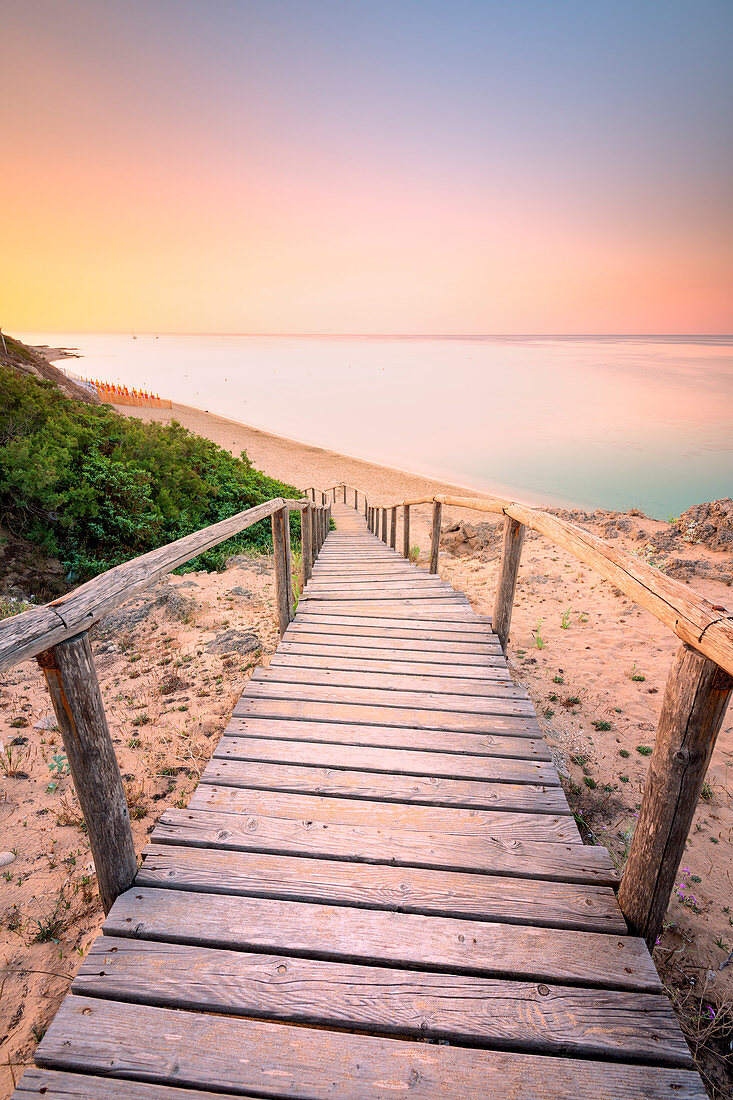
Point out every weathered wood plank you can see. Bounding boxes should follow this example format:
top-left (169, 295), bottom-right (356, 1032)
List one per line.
top-left (201, 757), bottom-right (568, 812)
top-left (272, 646), bottom-right (508, 671)
top-left (35, 997), bottom-right (706, 1099)
top-left (152, 808), bottom-right (616, 882)
top-left (137, 843), bottom-right (623, 928)
top-left (255, 664), bottom-right (522, 698)
top-left (213, 734), bottom-right (559, 783)
top-left (12, 1069), bottom-right (245, 1099)
top-left (283, 628), bottom-right (502, 653)
top-left (76, 937), bottom-right (689, 1065)
top-left (235, 696), bottom-right (540, 736)
top-left (241, 679), bottom-right (535, 717)
top-left (105, 886), bottom-right (657, 990)
top-left (224, 716), bottom-right (552, 759)
top-left (187, 784), bottom-right (578, 841)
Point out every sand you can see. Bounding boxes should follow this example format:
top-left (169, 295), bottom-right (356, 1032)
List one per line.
top-left (2, 399), bottom-right (732, 1096)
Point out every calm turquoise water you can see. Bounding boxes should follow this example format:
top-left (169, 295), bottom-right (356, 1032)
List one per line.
top-left (18, 333), bottom-right (733, 518)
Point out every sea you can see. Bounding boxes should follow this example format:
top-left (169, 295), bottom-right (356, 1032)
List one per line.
top-left (17, 333), bottom-right (733, 519)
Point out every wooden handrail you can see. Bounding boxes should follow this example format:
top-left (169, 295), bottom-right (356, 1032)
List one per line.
top-left (0, 491), bottom-right (332, 913)
top-left (0, 496), bottom-right (316, 671)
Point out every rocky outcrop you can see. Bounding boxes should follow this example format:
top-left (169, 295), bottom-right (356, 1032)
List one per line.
top-left (441, 520), bottom-right (502, 559)
top-left (676, 498), bottom-right (733, 553)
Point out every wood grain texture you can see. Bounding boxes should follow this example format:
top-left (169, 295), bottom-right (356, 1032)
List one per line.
top-left (105, 886), bottom-right (657, 989)
top-left (618, 643), bottom-right (733, 946)
top-left (12, 1069), bottom-right (245, 1099)
top-left (152, 808), bottom-right (617, 882)
top-left (37, 634), bottom-right (135, 914)
top-left (136, 842), bottom-right (620, 929)
top-left (224, 715), bottom-right (552, 759)
top-left (253, 663), bottom-right (523, 698)
top-left (35, 997), bottom-right (706, 1099)
top-left (493, 516), bottom-right (525, 652)
top-left (213, 733), bottom-right (558, 781)
top-left (75, 936), bottom-right (690, 1065)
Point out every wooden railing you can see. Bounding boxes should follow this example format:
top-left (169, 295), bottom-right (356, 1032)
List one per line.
top-left (0, 494), bottom-right (332, 913)
top-left (322, 484), bottom-right (733, 949)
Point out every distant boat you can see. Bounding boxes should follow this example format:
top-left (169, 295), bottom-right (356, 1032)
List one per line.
top-left (131, 330), bottom-right (137, 340)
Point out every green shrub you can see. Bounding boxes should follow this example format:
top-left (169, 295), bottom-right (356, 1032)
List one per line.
top-left (0, 364), bottom-right (300, 581)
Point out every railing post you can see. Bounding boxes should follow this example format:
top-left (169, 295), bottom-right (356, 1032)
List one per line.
top-left (271, 506), bottom-right (292, 635)
top-left (618, 645), bottom-right (733, 949)
top-left (429, 500), bottom-right (442, 574)
top-left (343, 485), bottom-right (347, 504)
top-left (492, 517), bottom-right (525, 652)
top-left (309, 504), bottom-right (318, 570)
top-left (300, 504), bottom-right (313, 585)
top-left (390, 506), bottom-right (397, 550)
top-left (354, 488), bottom-right (358, 509)
top-left (402, 504), bottom-right (410, 559)
top-left (381, 507), bottom-right (388, 544)
top-left (36, 634), bottom-right (136, 914)
top-left (364, 497), bottom-right (368, 518)
top-left (368, 507), bottom-right (373, 533)
top-left (283, 506), bottom-right (295, 621)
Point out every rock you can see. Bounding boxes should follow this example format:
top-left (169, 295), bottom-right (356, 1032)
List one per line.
top-left (34, 713), bottom-right (58, 730)
top-left (9, 716), bottom-right (29, 728)
top-left (230, 586), bottom-right (253, 597)
top-left (206, 629), bottom-right (261, 656)
top-left (440, 519), bottom-right (501, 559)
top-left (0, 851), bottom-right (16, 868)
top-left (677, 498), bottom-right (733, 552)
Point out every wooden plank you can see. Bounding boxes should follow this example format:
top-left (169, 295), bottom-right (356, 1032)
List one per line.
top-left (201, 757), bottom-right (569, 812)
top-left (282, 630), bottom-right (502, 654)
top-left (105, 886), bottom-right (659, 990)
top-left (214, 734), bottom-right (559, 784)
top-left (242, 680), bottom-right (535, 717)
top-left (288, 620), bottom-right (488, 638)
top-left (138, 843), bottom-right (621, 929)
top-left (269, 646), bottom-right (508, 673)
top-left (12, 1069), bottom-right (245, 1099)
top-left (297, 600), bottom-right (475, 617)
top-left (225, 715), bottom-right (551, 758)
top-left (35, 997), bottom-right (707, 1099)
top-left (254, 665), bottom-right (523, 698)
top-left (187, 784), bottom-right (578, 841)
top-left (152, 808), bottom-right (616, 882)
top-left (76, 937), bottom-right (689, 1065)
top-left (303, 588), bottom-right (462, 601)
top-left (235, 697), bottom-right (540, 736)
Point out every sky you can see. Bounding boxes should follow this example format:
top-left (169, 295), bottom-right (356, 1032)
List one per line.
top-left (1, 0), bottom-right (732, 334)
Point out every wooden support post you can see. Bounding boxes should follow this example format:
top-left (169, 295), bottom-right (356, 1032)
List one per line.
top-left (381, 507), bottom-right (388, 544)
top-left (270, 506), bottom-right (291, 635)
top-left (492, 517), bottom-right (525, 653)
top-left (364, 497), bottom-right (368, 518)
top-left (402, 504), bottom-right (410, 559)
top-left (283, 507), bottom-right (294, 621)
top-left (368, 507), bottom-right (373, 533)
top-left (36, 634), bottom-right (136, 914)
top-left (354, 488), bottom-right (358, 509)
top-left (300, 505), bottom-right (313, 585)
top-left (390, 506), bottom-right (397, 550)
top-left (618, 645), bottom-right (733, 948)
top-left (343, 485), bottom-right (347, 504)
top-left (309, 505), bottom-right (317, 569)
top-left (429, 501), bottom-right (442, 574)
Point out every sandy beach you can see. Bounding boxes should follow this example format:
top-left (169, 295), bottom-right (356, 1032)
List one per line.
top-left (2, 399), bottom-right (732, 1096)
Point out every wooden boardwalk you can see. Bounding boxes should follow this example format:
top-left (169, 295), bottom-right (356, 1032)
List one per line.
top-left (19, 504), bottom-right (704, 1098)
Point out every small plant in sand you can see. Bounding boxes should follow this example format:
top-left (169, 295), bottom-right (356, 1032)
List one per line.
top-left (561, 608), bottom-right (572, 629)
top-left (636, 744), bottom-right (653, 756)
top-left (533, 620), bottom-right (545, 649)
top-left (409, 544), bottom-right (420, 563)
top-left (30, 888), bottom-right (71, 944)
top-left (0, 740), bottom-right (30, 777)
top-left (628, 663), bottom-right (646, 682)
top-left (592, 719), bottom-right (612, 732)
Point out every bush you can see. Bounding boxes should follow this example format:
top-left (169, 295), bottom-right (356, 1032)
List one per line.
top-left (0, 364), bottom-right (301, 581)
